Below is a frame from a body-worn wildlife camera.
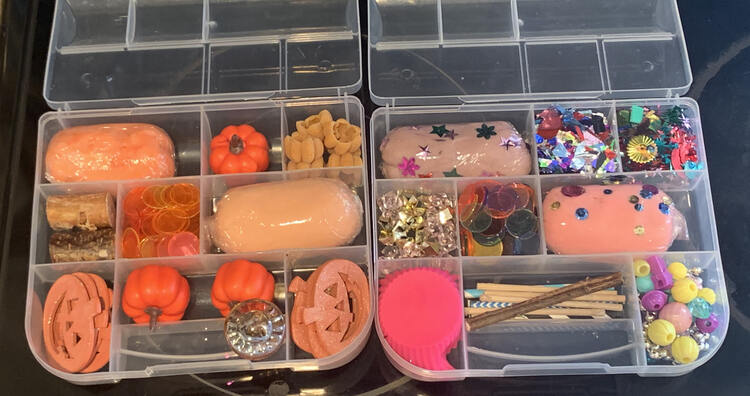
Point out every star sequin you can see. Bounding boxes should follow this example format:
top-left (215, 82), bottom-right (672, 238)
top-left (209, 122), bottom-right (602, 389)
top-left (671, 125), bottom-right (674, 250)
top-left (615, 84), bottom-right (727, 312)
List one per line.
top-left (398, 157), bottom-right (420, 177)
top-left (500, 134), bottom-right (524, 150)
top-left (443, 168), bottom-right (462, 177)
top-left (431, 125), bottom-right (449, 138)
top-left (444, 129), bottom-right (457, 140)
top-left (476, 124), bottom-right (497, 140)
top-left (416, 145), bottom-right (431, 160)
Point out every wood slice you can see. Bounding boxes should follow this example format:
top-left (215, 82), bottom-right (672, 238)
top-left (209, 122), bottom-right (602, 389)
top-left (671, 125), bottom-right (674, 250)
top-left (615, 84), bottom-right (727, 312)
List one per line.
top-left (49, 228), bottom-right (115, 262)
top-left (45, 193), bottom-right (115, 231)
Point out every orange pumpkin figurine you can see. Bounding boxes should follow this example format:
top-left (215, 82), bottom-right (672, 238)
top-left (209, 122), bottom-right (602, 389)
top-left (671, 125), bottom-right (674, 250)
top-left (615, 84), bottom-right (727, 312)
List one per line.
top-left (211, 259), bottom-right (275, 316)
top-left (122, 265), bottom-right (190, 329)
top-left (210, 124), bottom-right (270, 174)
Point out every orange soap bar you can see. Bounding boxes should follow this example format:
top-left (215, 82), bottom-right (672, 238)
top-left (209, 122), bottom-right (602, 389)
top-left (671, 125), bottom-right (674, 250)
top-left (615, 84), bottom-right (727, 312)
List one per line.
top-left (45, 123), bottom-right (175, 182)
top-left (210, 178), bottom-right (363, 253)
top-left (543, 184), bottom-right (684, 255)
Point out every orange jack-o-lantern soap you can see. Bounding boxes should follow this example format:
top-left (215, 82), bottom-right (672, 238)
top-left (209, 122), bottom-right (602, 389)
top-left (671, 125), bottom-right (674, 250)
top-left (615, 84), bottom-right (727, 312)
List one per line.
top-left (45, 123), bottom-right (175, 182)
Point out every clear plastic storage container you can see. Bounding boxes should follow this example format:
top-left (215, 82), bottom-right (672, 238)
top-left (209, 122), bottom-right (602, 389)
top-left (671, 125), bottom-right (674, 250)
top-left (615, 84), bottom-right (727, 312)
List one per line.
top-left (368, 0), bottom-right (728, 381)
top-left (27, 0), bottom-right (371, 385)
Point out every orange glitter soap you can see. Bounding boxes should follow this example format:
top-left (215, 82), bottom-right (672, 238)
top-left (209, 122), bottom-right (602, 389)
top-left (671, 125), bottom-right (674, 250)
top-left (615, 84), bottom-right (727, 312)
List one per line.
top-left (45, 123), bottom-right (175, 182)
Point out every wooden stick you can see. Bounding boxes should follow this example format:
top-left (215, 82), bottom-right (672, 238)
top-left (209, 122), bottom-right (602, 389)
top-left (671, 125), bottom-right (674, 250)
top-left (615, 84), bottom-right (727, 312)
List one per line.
top-left (466, 272), bottom-right (623, 331)
top-left (465, 307), bottom-right (606, 317)
top-left (478, 295), bottom-right (623, 311)
top-left (476, 283), bottom-right (618, 295)
top-left (474, 290), bottom-right (626, 303)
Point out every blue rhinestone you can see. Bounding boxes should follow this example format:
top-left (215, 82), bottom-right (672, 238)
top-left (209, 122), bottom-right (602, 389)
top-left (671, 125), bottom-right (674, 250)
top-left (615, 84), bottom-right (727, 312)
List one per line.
top-left (640, 189), bottom-right (653, 199)
top-left (575, 208), bottom-right (588, 220)
top-left (659, 202), bottom-right (670, 214)
top-left (603, 189), bottom-right (613, 195)
top-left (634, 203), bottom-right (643, 211)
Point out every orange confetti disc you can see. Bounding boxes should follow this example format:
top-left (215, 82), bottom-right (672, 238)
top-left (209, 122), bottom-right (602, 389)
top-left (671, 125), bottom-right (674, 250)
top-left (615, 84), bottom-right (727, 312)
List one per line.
top-left (155, 234), bottom-right (173, 257)
top-left (121, 228), bottom-right (141, 258)
top-left (168, 183), bottom-right (200, 207)
top-left (139, 235), bottom-right (161, 258)
top-left (153, 208), bottom-right (189, 234)
top-left (124, 187), bottom-right (147, 217)
top-left (142, 185), bottom-right (167, 209)
top-left (140, 212), bottom-right (158, 236)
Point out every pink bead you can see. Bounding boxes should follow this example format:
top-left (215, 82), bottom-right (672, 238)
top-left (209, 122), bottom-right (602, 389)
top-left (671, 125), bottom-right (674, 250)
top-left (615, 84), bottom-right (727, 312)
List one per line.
top-left (659, 302), bottom-right (693, 333)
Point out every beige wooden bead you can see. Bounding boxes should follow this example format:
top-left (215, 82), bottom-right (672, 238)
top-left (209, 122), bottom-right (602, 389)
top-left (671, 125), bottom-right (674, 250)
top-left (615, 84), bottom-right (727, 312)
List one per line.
top-left (311, 157), bottom-right (325, 168)
top-left (340, 152), bottom-right (354, 166)
top-left (319, 110), bottom-right (333, 125)
top-left (285, 137), bottom-right (302, 163)
top-left (301, 137), bottom-right (316, 163)
top-left (324, 130), bottom-right (339, 149)
top-left (327, 153), bottom-right (340, 168)
top-left (314, 138), bottom-right (324, 158)
top-left (333, 141), bottom-right (351, 155)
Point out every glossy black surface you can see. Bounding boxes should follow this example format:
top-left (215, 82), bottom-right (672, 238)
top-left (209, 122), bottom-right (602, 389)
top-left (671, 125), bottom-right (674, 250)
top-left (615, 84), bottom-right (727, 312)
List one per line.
top-left (1, 0), bottom-right (749, 394)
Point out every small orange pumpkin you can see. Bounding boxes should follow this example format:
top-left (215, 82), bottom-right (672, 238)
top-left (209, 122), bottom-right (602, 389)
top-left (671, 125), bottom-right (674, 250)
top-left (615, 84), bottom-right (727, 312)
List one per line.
top-left (211, 259), bottom-right (275, 316)
top-left (122, 265), bottom-right (190, 328)
top-left (210, 124), bottom-right (270, 174)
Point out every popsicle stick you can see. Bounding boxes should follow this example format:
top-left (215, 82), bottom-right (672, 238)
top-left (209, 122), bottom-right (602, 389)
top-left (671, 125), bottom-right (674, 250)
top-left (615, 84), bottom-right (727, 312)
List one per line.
top-left (470, 289), bottom-right (626, 303)
top-left (465, 307), bottom-right (606, 317)
top-left (476, 283), bottom-right (618, 294)
top-left (478, 295), bottom-right (623, 311)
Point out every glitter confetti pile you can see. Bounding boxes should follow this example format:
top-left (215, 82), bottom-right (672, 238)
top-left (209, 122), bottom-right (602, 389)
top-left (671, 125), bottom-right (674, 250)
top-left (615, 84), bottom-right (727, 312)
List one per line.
top-left (618, 105), bottom-right (702, 172)
top-left (377, 190), bottom-right (457, 258)
top-left (536, 106), bottom-right (618, 175)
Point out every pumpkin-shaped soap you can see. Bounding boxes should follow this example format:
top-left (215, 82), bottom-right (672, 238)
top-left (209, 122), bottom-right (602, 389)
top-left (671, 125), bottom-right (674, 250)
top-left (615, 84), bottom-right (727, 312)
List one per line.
top-left (211, 259), bottom-right (275, 316)
top-left (122, 265), bottom-right (190, 328)
top-left (210, 124), bottom-right (270, 174)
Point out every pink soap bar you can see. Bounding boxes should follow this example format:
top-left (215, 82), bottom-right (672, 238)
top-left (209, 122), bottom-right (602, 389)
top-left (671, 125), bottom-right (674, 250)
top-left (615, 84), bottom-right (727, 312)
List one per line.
top-left (380, 121), bottom-right (531, 178)
top-left (543, 184), bottom-right (683, 254)
top-left (45, 123), bottom-right (175, 182)
top-left (210, 178), bottom-right (363, 253)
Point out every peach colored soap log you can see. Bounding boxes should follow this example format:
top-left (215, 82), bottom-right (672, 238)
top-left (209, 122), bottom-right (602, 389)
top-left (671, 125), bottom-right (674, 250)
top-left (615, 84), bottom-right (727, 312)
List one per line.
top-left (45, 123), bottom-right (176, 182)
top-left (543, 184), bottom-right (684, 255)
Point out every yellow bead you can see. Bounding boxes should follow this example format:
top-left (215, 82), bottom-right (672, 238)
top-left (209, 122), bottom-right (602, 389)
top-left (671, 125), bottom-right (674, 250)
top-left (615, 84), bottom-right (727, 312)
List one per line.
top-left (633, 259), bottom-right (650, 277)
top-left (647, 319), bottom-right (676, 346)
top-left (668, 262), bottom-right (688, 279)
top-left (671, 278), bottom-right (698, 303)
top-left (697, 287), bottom-right (716, 305)
top-left (671, 336), bottom-right (699, 364)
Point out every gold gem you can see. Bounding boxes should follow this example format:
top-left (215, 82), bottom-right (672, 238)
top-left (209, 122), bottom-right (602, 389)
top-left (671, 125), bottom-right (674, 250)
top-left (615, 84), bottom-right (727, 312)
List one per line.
top-left (629, 195), bottom-right (639, 204)
top-left (551, 201), bottom-right (561, 210)
top-left (634, 225), bottom-right (645, 235)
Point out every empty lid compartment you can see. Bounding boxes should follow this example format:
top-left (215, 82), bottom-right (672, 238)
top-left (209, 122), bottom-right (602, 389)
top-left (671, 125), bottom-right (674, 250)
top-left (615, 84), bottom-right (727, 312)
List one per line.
top-left (368, 0), bottom-right (692, 105)
top-left (45, 0), bottom-right (362, 109)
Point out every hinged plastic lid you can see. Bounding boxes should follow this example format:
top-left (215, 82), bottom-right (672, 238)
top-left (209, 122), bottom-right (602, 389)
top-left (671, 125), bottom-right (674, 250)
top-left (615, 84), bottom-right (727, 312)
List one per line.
top-left (368, 0), bottom-right (692, 106)
top-left (44, 0), bottom-right (362, 110)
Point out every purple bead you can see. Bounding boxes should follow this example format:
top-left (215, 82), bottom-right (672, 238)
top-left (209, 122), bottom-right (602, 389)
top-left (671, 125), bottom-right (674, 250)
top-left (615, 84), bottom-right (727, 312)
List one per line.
top-left (641, 290), bottom-right (668, 312)
top-left (642, 184), bottom-right (659, 194)
top-left (695, 313), bottom-right (720, 333)
top-left (647, 256), bottom-right (674, 290)
top-left (561, 185), bottom-right (585, 197)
